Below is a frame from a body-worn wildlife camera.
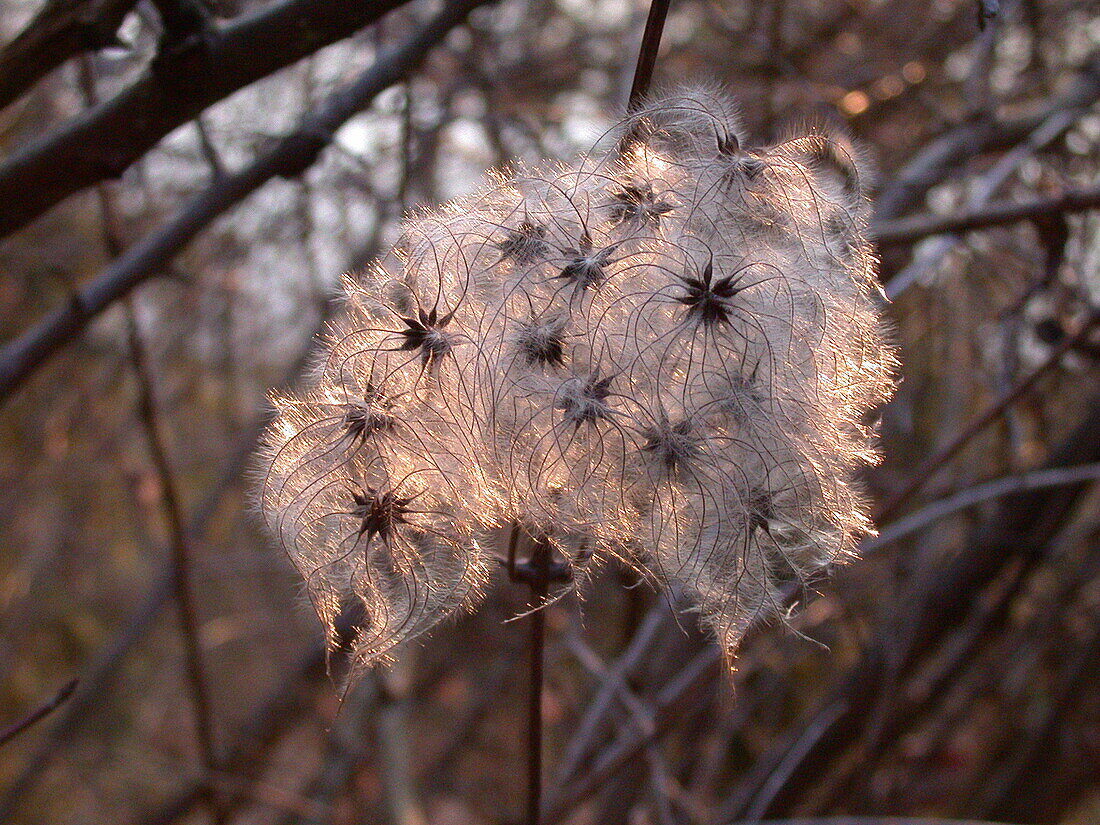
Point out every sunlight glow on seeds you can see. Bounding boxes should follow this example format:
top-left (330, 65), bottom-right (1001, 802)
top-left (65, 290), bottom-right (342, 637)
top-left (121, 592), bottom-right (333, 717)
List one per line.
top-left (257, 85), bottom-right (896, 674)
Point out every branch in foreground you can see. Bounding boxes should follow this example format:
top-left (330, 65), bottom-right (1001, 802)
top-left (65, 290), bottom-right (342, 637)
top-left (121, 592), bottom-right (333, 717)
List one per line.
top-left (0, 0), bottom-right (493, 404)
top-left (872, 186), bottom-right (1100, 246)
top-left (0, 0), bottom-right (138, 112)
top-left (0, 0), bottom-right (414, 238)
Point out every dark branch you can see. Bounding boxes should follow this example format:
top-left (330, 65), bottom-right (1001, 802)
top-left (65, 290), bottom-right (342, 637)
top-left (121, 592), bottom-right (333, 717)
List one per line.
top-left (873, 186), bottom-right (1100, 246)
top-left (876, 310), bottom-right (1100, 522)
top-left (0, 0), bottom-right (417, 239)
top-left (874, 55), bottom-right (1100, 221)
top-left (0, 0), bottom-right (493, 404)
top-left (626, 0), bottom-right (672, 111)
top-left (0, 0), bottom-right (138, 112)
top-left (0, 680), bottom-right (78, 748)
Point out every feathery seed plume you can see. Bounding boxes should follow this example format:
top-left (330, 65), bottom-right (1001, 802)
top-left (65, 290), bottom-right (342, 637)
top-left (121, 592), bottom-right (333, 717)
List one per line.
top-left (258, 85), bottom-right (897, 672)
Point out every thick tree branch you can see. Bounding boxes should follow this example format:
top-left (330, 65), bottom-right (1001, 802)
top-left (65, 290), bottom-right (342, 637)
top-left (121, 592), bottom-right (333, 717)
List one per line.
top-left (0, 0), bottom-right (492, 404)
top-left (0, 0), bottom-right (138, 112)
top-left (0, 0), bottom-right (417, 239)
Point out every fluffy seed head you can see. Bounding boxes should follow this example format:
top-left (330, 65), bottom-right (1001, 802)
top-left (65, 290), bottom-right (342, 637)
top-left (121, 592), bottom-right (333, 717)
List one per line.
top-left (258, 84), bottom-right (897, 672)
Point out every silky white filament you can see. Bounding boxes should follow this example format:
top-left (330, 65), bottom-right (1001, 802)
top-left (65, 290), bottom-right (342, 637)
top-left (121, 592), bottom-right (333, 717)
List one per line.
top-left (258, 84), bottom-right (897, 671)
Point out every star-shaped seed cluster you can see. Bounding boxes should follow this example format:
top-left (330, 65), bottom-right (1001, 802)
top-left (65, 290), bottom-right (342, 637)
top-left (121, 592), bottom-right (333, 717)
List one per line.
top-left (259, 84), bottom-right (896, 672)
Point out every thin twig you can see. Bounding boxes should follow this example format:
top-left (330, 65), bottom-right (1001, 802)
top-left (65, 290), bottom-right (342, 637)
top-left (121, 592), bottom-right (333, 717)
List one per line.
top-left (564, 631), bottom-right (656, 740)
top-left (876, 310), bottom-right (1100, 521)
top-left (124, 304), bottom-right (225, 822)
top-left (716, 401), bottom-right (1100, 821)
top-left (742, 702), bottom-right (849, 822)
top-left (527, 573), bottom-right (547, 825)
top-left (0, 680), bottom-right (78, 748)
top-left (971, 621), bottom-right (1100, 816)
top-left (872, 186), bottom-right (1100, 247)
top-left (137, 606), bottom-right (363, 825)
top-left (271, 675), bottom-right (379, 825)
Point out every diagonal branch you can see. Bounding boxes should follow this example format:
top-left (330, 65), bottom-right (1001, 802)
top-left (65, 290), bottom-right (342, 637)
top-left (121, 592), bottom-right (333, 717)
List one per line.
top-left (873, 55), bottom-right (1100, 222)
top-left (0, 0), bottom-right (493, 405)
top-left (872, 185), bottom-right (1100, 247)
top-left (0, 0), bottom-right (138, 112)
top-left (876, 309), bottom-right (1100, 522)
top-left (0, 680), bottom-right (78, 749)
top-left (0, 0), bottom-right (416, 239)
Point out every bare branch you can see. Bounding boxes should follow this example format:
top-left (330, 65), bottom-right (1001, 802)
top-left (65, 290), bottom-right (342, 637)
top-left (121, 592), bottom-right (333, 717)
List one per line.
top-left (872, 186), bottom-right (1100, 247)
top-left (0, 0), bottom-right (137, 112)
top-left (874, 55), bottom-right (1100, 222)
top-left (125, 305), bottom-right (226, 821)
top-left (554, 604), bottom-right (669, 783)
top-left (77, 54), bottom-right (224, 816)
top-left (876, 310), bottom-right (1100, 522)
top-left (0, 0), bottom-right (417, 238)
top-left (0, 680), bottom-right (78, 748)
top-left (715, 399), bottom-right (1100, 821)
top-left (0, 0), bottom-right (493, 404)
top-left (885, 100), bottom-right (1096, 300)
top-left (864, 462), bottom-right (1100, 552)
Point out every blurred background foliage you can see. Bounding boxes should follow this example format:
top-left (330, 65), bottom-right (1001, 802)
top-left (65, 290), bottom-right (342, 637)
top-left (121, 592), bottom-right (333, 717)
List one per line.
top-left (0, 0), bottom-right (1098, 823)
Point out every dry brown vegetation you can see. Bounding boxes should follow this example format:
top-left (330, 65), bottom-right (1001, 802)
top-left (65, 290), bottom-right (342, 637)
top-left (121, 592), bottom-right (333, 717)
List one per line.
top-left (0, 0), bottom-right (1098, 823)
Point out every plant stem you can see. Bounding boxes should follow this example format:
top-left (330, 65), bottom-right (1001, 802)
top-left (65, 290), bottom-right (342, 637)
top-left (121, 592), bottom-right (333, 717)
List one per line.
top-left (627, 0), bottom-right (672, 111)
top-left (509, 531), bottom-right (568, 825)
top-left (527, 546), bottom-right (549, 825)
